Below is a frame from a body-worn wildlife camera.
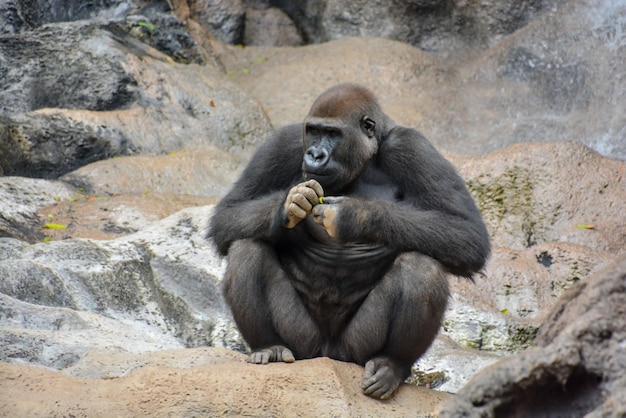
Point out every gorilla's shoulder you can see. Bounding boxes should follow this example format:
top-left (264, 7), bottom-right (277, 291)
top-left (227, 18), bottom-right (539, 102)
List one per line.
top-left (381, 126), bottom-right (436, 155)
top-left (273, 124), bottom-right (304, 141)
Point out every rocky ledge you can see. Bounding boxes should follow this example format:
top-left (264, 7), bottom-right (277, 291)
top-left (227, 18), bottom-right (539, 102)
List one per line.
top-left (1, 0), bottom-right (625, 416)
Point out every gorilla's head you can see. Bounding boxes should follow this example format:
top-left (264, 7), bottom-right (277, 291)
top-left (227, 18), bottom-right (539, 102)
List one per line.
top-left (302, 84), bottom-right (391, 193)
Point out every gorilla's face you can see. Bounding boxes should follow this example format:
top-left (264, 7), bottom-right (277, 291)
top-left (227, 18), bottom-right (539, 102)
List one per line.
top-left (302, 116), bottom-right (378, 194)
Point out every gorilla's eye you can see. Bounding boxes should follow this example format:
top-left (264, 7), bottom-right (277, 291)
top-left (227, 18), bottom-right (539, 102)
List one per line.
top-left (362, 117), bottom-right (375, 129)
top-left (361, 116), bottom-right (376, 138)
top-left (327, 129), bottom-right (340, 139)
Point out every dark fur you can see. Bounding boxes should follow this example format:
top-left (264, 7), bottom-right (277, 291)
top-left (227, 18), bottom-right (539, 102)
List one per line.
top-left (208, 83), bottom-right (490, 399)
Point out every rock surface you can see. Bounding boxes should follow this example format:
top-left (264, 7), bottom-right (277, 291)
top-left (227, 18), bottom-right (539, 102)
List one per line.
top-left (0, 348), bottom-right (451, 417)
top-left (218, 6), bottom-right (626, 160)
top-left (1, 0), bottom-right (626, 414)
top-left (440, 256), bottom-right (626, 417)
top-left (0, 20), bottom-right (270, 178)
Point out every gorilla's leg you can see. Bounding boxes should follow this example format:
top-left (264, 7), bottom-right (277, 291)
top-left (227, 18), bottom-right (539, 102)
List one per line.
top-left (222, 239), bottom-right (321, 362)
top-left (341, 252), bottom-right (449, 399)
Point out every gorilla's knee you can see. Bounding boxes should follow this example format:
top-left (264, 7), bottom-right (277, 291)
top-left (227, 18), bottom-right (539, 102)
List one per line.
top-left (391, 253), bottom-right (449, 302)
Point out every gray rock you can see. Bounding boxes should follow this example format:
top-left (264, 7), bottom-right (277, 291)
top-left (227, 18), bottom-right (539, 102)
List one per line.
top-left (267, 0), bottom-right (546, 54)
top-left (0, 0), bottom-right (142, 33)
top-left (191, 0), bottom-right (245, 44)
top-left (0, 176), bottom-right (77, 241)
top-left (440, 256), bottom-right (626, 417)
top-left (0, 23), bottom-right (139, 115)
top-left (0, 112), bottom-right (133, 178)
top-left (117, 12), bottom-right (206, 64)
top-left (61, 147), bottom-right (245, 198)
top-left (0, 20), bottom-right (272, 178)
top-left (244, 6), bottom-right (303, 46)
top-left (0, 206), bottom-right (245, 371)
top-left (413, 335), bottom-right (503, 393)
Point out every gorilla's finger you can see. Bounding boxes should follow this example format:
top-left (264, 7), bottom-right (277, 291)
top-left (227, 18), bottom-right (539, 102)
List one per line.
top-left (303, 179), bottom-right (324, 198)
top-left (288, 202), bottom-right (307, 219)
top-left (292, 193), bottom-right (313, 212)
top-left (297, 186), bottom-right (321, 206)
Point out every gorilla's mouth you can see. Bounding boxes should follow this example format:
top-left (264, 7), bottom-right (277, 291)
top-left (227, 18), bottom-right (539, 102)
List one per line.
top-left (304, 169), bottom-right (332, 179)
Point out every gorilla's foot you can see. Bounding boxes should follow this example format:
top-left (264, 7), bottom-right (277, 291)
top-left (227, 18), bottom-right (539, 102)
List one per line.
top-left (248, 345), bottom-right (295, 364)
top-left (362, 356), bottom-right (405, 400)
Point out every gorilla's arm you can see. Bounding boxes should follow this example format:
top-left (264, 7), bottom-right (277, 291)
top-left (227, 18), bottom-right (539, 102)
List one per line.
top-left (322, 127), bottom-right (490, 278)
top-left (208, 125), bottom-right (304, 256)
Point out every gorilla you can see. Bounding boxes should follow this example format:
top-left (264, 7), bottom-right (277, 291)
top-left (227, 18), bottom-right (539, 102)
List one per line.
top-left (208, 83), bottom-right (490, 400)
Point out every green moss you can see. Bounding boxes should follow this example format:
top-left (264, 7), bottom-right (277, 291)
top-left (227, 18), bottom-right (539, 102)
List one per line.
top-left (466, 167), bottom-right (548, 247)
top-left (508, 324), bottom-right (538, 349)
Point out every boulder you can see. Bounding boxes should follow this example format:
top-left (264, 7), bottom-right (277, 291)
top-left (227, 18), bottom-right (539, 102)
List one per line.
top-left (190, 0), bottom-right (245, 44)
top-left (0, 206), bottom-right (243, 372)
top-left (0, 20), bottom-right (272, 178)
top-left (440, 256), bottom-right (626, 417)
top-left (216, 0), bottom-right (626, 160)
top-left (265, 0), bottom-right (544, 54)
top-left (243, 6), bottom-right (304, 46)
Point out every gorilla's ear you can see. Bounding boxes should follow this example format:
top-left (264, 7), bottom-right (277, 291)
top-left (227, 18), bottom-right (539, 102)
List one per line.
top-left (361, 116), bottom-right (376, 138)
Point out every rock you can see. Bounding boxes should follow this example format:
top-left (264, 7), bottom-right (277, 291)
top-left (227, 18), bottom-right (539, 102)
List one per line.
top-left (439, 256), bottom-right (626, 417)
top-left (61, 147), bottom-right (245, 198)
top-left (413, 335), bottom-right (503, 393)
top-left (439, 142), bottom-right (625, 358)
top-left (42, 149), bottom-right (244, 241)
top-left (0, 20), bottom-right (272, 178)
top-left (116, 11), bottom-right (206, 64)
top-left (0, 0), bottom-right (143, 33)
top-left (190, 0), bottom-right (245, 44)
top-left (1, 23), bottom-right (139, 115)
top-left (0, 112), bottom-right (133, 179)
top-left (0, 176), bottom-right (77, 242)
top-left (266, 0), bottom-right (545, 55)
top-left (0, 206), bottom-right (243, 371)
top-left (216, 0), bottom-right (626, 160)
top-left (452, 142), bottom-right (626, 253)
top-left (244, 6), bottom-right (304, 46)
top-left (0, 348), bottom-right (452, 417)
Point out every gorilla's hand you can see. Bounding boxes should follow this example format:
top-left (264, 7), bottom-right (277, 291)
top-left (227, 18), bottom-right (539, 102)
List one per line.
top-left (284, 179), bottom-right (324, 228)
top-left (311, 196), bottom-right (345, 240)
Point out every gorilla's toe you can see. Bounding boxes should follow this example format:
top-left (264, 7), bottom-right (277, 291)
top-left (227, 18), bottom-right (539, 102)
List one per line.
top-left (362, 356), bottom-right (405, 400)
top-left (248, 345), bottom-right (295, 364)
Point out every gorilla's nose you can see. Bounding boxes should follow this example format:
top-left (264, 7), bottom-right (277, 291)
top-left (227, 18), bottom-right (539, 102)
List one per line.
top-left (304, 146), bottom-right (330, 169)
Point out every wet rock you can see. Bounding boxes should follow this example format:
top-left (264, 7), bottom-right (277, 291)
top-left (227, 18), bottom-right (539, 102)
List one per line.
top-left (440, 256), bottom-right (626, 417)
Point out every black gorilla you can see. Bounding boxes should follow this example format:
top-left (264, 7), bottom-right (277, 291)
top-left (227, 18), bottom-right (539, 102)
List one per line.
top-left (208, 83), bottom-right (490, 399)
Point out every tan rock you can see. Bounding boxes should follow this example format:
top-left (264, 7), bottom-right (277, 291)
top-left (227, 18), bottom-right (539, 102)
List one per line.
top-left (0, 348), bottom-right (451, 417)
